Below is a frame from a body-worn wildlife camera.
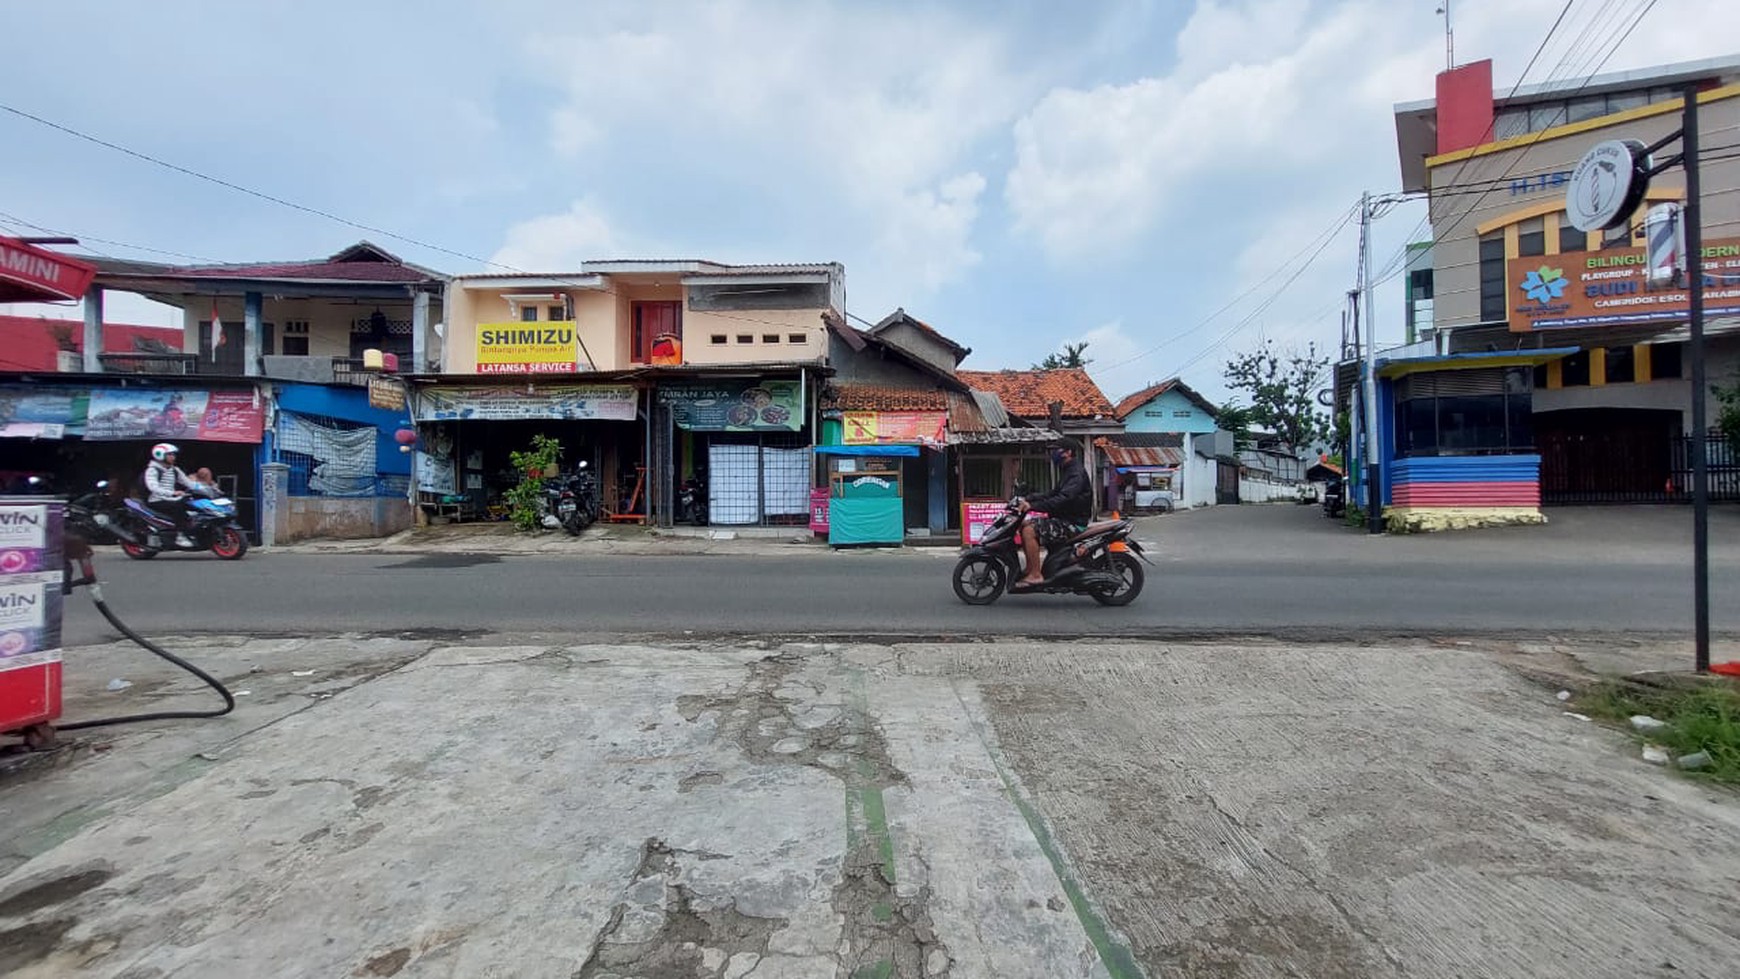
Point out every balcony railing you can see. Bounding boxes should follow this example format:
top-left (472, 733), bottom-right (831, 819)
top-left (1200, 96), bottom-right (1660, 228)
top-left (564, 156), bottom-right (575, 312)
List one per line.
top-left (98, 352), bottom-right (201, 375)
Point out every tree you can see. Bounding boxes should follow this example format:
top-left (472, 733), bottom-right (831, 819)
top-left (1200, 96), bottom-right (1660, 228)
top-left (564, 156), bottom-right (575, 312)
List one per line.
top-left (1033, 341), bottom-right (1092, 370)
top-left (1223, 340), bottom-right (1331, 450)
top-left (1215, 404), bottom-right (1255, 452)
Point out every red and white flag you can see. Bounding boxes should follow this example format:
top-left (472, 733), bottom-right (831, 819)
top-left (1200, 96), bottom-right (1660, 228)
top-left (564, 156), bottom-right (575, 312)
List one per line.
top-left (210, 299), bottom-right (225, 361)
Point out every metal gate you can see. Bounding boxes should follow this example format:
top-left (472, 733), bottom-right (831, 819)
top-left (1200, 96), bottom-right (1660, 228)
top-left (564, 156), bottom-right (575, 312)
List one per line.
top-left (1542, 432), bottom-right (1740, 504)
top-left (1216, 459), bottom-right (1240, 505)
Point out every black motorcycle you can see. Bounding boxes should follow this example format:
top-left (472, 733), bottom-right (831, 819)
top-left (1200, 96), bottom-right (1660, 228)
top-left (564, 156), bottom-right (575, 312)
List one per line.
top-left (115, 488), bottom-right (249, 560)
top-left (1322, 475), bottom-right (1346, 518)
top-left (951, 496), bottom-right (1148, 606)
top-left (540, 462), bottom-right (600, 536)
top-left (63, 479), bottom-right (128, 546)
top-left (678, 470), bottom-right (708, 526)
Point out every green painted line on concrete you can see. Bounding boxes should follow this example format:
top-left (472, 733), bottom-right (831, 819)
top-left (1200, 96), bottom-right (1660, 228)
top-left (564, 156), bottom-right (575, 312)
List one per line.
top-left (852, 960), bottom-right (893, 979)
top-left (950, 680), bottom-right (1145, 979)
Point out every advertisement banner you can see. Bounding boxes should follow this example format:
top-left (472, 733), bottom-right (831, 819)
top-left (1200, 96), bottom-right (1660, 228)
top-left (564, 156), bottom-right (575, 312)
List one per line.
top-left (475, 322), bottom-right (585, 374)
top-left (1507, 237), bottom-right (1740, 331)
top-left (1, 235), bottom-right (97, 302)
top-left (414, 384), bottom-right (637, 421)
top-left (368, 377), bottom-right (407, 411)
top-left (84, 388), bottom-right (263, 443)
top-left (658, 380), bottom-right (802, 432)
top-left (842, 411), bottom-right (947, 445)
top-left (961, 500), bottom-right (1006, 545)
top-left (0, 387), bottom-right (86, 439)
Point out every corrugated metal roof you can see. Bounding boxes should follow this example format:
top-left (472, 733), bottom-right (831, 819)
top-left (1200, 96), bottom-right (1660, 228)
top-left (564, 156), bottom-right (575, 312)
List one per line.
top-left (948, 427), bottom-right (1060, 445)
top-left (1103, 445), bottom-right (1185, 467)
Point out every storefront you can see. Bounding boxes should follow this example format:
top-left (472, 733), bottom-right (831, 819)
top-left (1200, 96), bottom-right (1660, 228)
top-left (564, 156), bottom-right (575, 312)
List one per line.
top-left (409, 381), bottom-right (644, 521)
top-left (266, 382), bottom-right (416, 541)
top-left (655, 376), bottom-right (814, 528)
top-left (0, 379), bottom-right (267, 535)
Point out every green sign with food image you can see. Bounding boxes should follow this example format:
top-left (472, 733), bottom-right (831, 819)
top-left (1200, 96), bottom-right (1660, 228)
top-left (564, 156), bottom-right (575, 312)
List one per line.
top-left (658, 380), bottom-right (802, 432)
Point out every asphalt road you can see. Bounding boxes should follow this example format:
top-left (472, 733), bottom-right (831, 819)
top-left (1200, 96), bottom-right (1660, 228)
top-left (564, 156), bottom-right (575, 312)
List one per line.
top-left (60, 505), bottom-right (1740, 644)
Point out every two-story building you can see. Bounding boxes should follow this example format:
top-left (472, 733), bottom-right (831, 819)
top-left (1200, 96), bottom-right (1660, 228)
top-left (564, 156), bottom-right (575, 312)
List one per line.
top-left (3, 240), bottom-right (440, 541)
top-left (421, 260), bottom-right (844, 528)
top-left (1382, 54), bottom-right (1740, 522)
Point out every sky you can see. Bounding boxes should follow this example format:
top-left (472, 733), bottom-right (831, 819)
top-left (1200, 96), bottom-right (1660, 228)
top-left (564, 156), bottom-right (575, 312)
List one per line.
top-left (3, 0), bottom-right (1738, 407)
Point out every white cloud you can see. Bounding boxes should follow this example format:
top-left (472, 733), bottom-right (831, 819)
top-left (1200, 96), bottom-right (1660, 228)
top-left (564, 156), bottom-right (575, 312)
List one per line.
top-left (489, 198), bottom-right (624, 272)
top-left (514, 0), bottom-right (1034, 298)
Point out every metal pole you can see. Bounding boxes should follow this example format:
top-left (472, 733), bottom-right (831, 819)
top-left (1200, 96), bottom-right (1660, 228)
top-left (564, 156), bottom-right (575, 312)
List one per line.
top-left (1359, 193), bottom-right (1383, 534)
top-left (1682, 84), bottom-right (1711, 673)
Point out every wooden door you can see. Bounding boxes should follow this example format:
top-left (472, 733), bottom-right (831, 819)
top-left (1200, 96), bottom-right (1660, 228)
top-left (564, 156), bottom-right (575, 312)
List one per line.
top-left (633, 302), bottom-right (682, 363)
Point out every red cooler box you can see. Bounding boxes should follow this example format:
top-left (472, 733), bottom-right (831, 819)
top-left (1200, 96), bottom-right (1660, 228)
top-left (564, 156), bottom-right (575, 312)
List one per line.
top-left (1, 498), bottom-right (64, 737)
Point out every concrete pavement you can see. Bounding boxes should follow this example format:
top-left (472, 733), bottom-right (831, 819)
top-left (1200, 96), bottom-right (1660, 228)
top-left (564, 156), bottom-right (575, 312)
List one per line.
top-left (4, 631), bottom-right (1738, 977)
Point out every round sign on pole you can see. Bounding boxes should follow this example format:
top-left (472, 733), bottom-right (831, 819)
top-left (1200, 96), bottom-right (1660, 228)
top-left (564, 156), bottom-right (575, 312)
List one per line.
top-left (1566, 139), bottom-right (1650, 232)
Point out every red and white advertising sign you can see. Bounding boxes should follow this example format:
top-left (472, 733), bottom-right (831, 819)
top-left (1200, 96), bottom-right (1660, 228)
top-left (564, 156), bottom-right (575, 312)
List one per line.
top-left (0, 236), bottom-right (98, 304)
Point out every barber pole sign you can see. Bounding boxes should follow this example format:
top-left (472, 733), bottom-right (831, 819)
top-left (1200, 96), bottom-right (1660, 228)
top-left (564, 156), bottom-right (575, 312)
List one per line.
top-left (1645, 203), bottom-right (1685, 286)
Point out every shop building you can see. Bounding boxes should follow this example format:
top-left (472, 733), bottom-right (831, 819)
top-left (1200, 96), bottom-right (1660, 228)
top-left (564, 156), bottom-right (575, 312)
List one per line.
top-left (426, 261), bottom-right (843, 527)
top-left (1375, 54), bottom-right (1740, 522)
top-left (955, 368), bottom-right (1122, 510)
top-left (3, 240), bottom-right (440, 540)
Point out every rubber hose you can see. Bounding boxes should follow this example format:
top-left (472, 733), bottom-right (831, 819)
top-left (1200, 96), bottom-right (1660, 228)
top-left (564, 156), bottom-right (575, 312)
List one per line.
top-left (57, 583), bottom-right (236, 731)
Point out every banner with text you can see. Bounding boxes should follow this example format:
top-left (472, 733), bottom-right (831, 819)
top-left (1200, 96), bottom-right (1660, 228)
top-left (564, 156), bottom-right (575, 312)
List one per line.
top-left (658, 380), bottom-right (802, 432)
top-left (1507, 237), bottom-right (1740, 331)
top-left (84, 388), bottom-right (264, 443)
top-left (414, 384), bottom-right (637, 421)
top-left (842, 410), bottom-right (947, 445)
top-left (475, 321), bottom-right (586, 374)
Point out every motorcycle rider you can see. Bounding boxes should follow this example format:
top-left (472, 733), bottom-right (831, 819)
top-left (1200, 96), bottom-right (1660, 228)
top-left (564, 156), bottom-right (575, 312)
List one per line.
top-left (1015, 438), bottom-right (1093, 588)
top-left (143, 442), bottom-right (199, 547)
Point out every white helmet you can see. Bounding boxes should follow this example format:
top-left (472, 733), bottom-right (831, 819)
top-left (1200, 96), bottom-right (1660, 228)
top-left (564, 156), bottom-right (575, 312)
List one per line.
top-left (151, 442), bottom-right (180, 462)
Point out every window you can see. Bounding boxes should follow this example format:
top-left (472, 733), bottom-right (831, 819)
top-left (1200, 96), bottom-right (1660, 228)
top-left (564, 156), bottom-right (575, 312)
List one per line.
top-left (736, 334), bottom-right (753, 344)
top-left (1566, 96), bottom-right (1608, 124)
top-left (963, 458), bottom-right (1002, 498)
top-left (1528, 103), bottom-right (1566, 132)
top-left (1518, 222), bottom-right (1546, 258)
top-left (1558, 216), bottom-right (1586, 253)
top-left (548, 305), bottom-right (566, 322)
top-left (1017, 457), bottom-right (1053, 494)
top-left (763, 334), bottom-right (780, 344)
top-left (1608, 90), bottom-right (1649, 113)
top-left (1605, 346), bottom-right (1636, 384)
top-left (1560, 350), bottom-right (1591, 387)
top-left (282, 320), bottom-right (311, 357)
top-left (788, 333), bottom-right (807, 345)
top-left (1173, 410), bottom-right (1192, 418)
top-left (1652, 342), bottom-right (1683, 379)
top-left (710, 334), bottom-right (728, 345)
top-left (1479, 235), bottom-right (1507, 322)
top-left (1408, 268), bottom-right (1434, 301)
top-left (1394, 367), bottom-right (1535, 457)
top-left (520, 306), bottom-right (539, 322)
top-left (1494, 109), bottom-right (1529, 140)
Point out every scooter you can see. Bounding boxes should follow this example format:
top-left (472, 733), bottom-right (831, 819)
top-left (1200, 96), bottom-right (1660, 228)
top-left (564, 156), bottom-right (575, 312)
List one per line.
top-left (951, 495), bottom-right (1149, 606)
top-left (117, 487), bottom-right (249, 560)
top-left (539, 462), bottom-right (598, 536)
top-left (678, 471), bottom-right (708, 526)
top-left (63, 479), bottom-right (129, 546)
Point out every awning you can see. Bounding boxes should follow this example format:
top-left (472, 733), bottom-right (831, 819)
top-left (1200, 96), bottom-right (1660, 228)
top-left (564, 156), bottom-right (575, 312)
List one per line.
top-left (815, 444), bottom-right (920, 457)
top-left (0, 236), bottom-right (98, 303)
top-left (1114, 465), bottom-right (1177, 474)
top-left (1375, 347), bottom-right (1579, 380)
top-left (1103, 444), bottom-right (1185, 467)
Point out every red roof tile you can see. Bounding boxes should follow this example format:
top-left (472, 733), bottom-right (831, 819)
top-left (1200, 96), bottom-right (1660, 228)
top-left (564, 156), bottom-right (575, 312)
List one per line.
top-left (955, 368), bottom-right (1114, 419)
top-left (832, 383), bottom-right (949, 412)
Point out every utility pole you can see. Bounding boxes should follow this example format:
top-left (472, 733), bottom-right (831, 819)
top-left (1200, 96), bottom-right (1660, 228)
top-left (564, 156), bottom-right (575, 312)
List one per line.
top-left (1358, 192), bottom-right (1383, 534)
top-left (1682, 85), bottom-right (1712, 672)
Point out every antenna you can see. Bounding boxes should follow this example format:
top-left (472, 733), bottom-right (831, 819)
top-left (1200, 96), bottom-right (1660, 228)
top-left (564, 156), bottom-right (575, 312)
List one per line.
top-left (1436, 1), bottom-right (1455, 71)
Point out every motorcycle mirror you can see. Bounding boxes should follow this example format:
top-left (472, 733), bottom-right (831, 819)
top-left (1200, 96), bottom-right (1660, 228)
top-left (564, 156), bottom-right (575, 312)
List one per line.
top-left (1013, 481), bottom-right (1029, 496)
top-left (95, 480), bottom-right (110, 490)
top-left (27, 476), bottom-right (44, 486)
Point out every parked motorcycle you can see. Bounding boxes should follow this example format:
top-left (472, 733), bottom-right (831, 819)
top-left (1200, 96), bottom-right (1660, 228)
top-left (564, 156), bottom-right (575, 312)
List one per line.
top-left (678, 470), bottom-right (708, 526)
top-left (951, 495), bottom-right (1148, 606)
top-left (116, 487), bottom-right (249, 560)
top-left (539, 462), bottom-right (600, 536)
top-left (1321, 475), bottom-right (1346, 519)
top-left (63, 479), bottom-right (129, 546)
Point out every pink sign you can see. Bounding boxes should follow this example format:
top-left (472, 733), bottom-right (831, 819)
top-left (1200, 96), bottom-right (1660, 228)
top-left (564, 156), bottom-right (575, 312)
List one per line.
top-left (809, 488), bottom-right (830, 534)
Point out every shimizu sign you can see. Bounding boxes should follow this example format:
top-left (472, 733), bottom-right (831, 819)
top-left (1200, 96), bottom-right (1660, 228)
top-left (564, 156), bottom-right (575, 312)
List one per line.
top-left (1506, 237), bottom-right (1740, 332)
top-left (475, 321), bottom-right (582, 374)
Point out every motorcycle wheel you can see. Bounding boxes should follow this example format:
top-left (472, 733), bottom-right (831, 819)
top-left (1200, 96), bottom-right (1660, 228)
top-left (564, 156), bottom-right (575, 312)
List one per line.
top-left (1090, 554), bottom-right (1144, 606)
top-left (693, 506), bottom-right (708, 527)
top-left (211, 527), bottom-right (249, 560)
top-left (563, 514), bottom-right (584, 536)
top-left (121, 540), bottom-right (159, 560)
top-left (951, 555), bottom-right (1007, 606)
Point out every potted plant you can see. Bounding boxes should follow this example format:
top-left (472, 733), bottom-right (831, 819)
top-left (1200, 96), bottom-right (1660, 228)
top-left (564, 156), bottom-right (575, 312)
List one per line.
top-left (49, 322), bottom-right (81, 372)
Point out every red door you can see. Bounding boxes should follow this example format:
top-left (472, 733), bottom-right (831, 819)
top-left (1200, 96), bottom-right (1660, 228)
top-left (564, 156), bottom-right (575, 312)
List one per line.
top-left (633, 302), bottom-right (682, 363)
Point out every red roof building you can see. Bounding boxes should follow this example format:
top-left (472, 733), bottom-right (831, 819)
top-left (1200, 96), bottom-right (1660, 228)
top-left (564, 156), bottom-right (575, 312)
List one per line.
top-left (0, 314), bottom-right (184, 372)
top-left (954, 368), bottom-right (1116, 419)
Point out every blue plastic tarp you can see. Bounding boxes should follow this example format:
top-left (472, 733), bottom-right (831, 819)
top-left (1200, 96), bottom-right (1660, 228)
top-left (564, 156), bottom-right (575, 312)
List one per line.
top-left (814, 445), bottom-right (920, 457)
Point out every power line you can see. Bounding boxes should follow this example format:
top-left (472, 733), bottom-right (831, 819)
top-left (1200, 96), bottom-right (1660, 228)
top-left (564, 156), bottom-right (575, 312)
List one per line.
top-left (0, 209), bottom-right (220, 264)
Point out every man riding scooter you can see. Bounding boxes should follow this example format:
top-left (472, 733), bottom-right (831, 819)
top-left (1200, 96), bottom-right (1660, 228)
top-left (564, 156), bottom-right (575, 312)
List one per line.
top-left (143, 442), bottom-right (202, 548)
top-left (1014, 438), bottom-right (1094, 590)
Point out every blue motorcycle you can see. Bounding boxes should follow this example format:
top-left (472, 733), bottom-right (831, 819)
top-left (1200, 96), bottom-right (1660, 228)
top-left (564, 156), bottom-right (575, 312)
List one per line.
top-left (118, 488), bottom-right (249, 560)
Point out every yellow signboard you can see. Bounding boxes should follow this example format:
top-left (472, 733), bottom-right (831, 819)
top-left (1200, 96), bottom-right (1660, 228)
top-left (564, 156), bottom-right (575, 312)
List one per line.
top-left (475, 321), bottom-right (582, 374)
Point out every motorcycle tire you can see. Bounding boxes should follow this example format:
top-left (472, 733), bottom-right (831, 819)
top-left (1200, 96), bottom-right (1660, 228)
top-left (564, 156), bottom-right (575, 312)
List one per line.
top-left (121, 540), bottom-right (160, 560)
top-left (563, 514), bottom-right (584, 536)
top-left (1090, 554), bottom-right (1144, 607)
top-left (951, 555), bottom-right (1007, 606)
top-left (210, 527), bottom-right (249, 560)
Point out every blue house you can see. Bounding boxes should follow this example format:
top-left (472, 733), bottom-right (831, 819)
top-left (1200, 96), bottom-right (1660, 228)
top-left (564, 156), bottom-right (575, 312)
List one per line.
top-left (1113, 379), bottom-right (1219, 435)
top-left (1106, 379), bottom-right (1225, 510)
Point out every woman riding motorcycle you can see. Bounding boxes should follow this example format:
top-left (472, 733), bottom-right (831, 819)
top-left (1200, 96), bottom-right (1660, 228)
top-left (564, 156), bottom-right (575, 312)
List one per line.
top-left (143, 442), bottom-right (201, 548)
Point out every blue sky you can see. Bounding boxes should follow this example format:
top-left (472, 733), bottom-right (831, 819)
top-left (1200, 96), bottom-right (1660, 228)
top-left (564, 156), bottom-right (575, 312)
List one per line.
top-left (4, 0), bottom-right (1736, 405)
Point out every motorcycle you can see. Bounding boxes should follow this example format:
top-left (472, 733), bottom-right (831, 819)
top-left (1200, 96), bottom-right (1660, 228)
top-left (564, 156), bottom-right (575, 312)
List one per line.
top-left (539, 462), bottom-right (600, 536)
top-left (63, 479), bottom-right (129, 546)
top-left (116, 486), bottom-right (249, 560)
top-left (1321, 475), bottom-right (1346, 519)
top-left (951, 495), bottom-right (1149, 606)
top-left (678, 470), bottom-right (708, 526)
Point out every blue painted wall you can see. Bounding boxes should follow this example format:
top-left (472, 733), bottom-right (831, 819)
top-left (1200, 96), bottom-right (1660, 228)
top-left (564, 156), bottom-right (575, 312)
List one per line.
top-left (1122, 388), bottom-right (1218, 434)
top-left (273, 383), bottom-right (414, 475)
